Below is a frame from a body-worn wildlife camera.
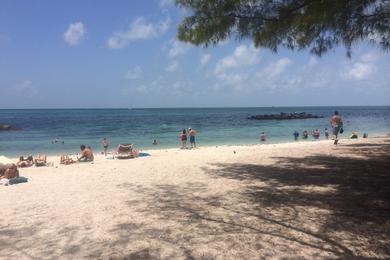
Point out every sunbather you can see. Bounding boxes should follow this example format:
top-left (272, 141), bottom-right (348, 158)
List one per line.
top-left (60, 155), bottom-right (75, 165)
top-left (17, 156), bottom-right (33, 168)
top-left (0, 164), bottom-right (19, 180)
top-left (116, 144), bottom-right (139, 159)
top-left (35, 154), bottom-right (47, 166)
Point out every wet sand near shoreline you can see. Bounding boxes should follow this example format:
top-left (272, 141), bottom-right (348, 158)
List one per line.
top-left (1, 137), bottom-right (389, 259)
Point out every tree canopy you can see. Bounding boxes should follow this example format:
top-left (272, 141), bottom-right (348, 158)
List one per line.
top-left (175, 0), bottom-right (390, 56)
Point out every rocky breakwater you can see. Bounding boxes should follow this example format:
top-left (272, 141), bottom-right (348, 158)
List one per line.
top-left (248, 112), bottom-right (323, 120)
top-left (0, 124), bottom-right (22, 131)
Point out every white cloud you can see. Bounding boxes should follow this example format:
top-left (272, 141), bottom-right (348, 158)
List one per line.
top-left (343, 62), bottom-right (376, 80)
top-left (126, 66), bottom-right (143, 80)
top-left (165, 61), bottom-right (179, 72)
top-left (215, 45), bottom-right (260, 74)
top-left (108, 17), bottom-right (171, 49)
top-left (160, 0), bottom-right (174, 8)
top-left (360, 52), bottom-right (378, 62)
top-left (167, 40), bottom-right (191, 58)
top-left (200, 54), bottom-right (211, 66)
top-left (217, 73), bottom-right (248, 89)
top-left (257, 58), bottom-right (292, 79)
top-left (342, 52), bottom-right (378, 81)
top-left (64, 22), bottom-right (85, 46)
top-left (15, 80), bottom-right (39, 97)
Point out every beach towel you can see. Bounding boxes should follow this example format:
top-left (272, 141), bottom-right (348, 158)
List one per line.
top-left (0, 177), bottom-right (28, 186)
top-left (9, 176), bottom-right (28, 185)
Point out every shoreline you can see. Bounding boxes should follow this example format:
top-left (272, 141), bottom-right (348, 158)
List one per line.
top-left (7, 133), bottom-right (390, 161)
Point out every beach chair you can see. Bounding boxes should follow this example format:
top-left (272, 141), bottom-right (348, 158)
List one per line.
top-left (60, 155), bottom-right (75, 165)
top-left (115, 144), bottom-right (139, 159)
top-left (35, 154), bottom-right (47, 167)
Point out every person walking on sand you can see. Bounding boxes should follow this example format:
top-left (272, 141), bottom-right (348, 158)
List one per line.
top-left (188, 128), bottom-right (197, 148)
top-left (179, 129), bottom-right (187, 149)
top-left (101, 138), bottom-right (109, 156)
top-left (330, 111), bottom-right (343, 145)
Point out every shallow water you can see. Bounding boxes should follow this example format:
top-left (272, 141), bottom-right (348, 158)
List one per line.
top-left (0, 106), bottom-right (389, 156)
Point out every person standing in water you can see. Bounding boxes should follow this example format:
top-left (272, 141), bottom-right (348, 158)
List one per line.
top-left (188, 128), bottom-right (197, 148)
top-left (179, 129), bottom-right (187, 149)
top-left (293, 131), bottom-right (299, 141)
top-left (260, 132), bottom-right (266, 142)
top-left (101, 138), bottom-right (109, 156)
top-left (324, 128), bottom-right (329, 140)
top-left (330, 111), bottom-right (343, 145)
top-left (302, 130), bottom-right (309, 139)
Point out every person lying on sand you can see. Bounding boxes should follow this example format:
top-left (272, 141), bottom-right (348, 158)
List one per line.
top-left (60, 155), bottom-right (75, 165)
top-left (0, 164), bottom-right (19, 180)
top-left (35, 154), bottom-right (47, 166)
top-left (78, 145), bottom-right (94, 162)
top-left (17, 156), bottom-right (34, 168)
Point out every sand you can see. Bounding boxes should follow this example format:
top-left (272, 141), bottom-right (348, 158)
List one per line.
top-left (1, 137), bottom-right (390, 259)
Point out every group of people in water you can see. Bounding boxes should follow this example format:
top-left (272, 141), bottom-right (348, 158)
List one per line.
top-left (259, 111), bottom-right (364, 145)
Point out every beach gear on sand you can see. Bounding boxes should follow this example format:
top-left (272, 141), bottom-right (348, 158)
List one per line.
top-left (0, 178), bottom-right (10, 186)
top-left (9, 176), bottom-right (28, 185)
top-left (115, 144), bottom-right (139, 159)
top-left (138, 152), bottom-right (150, 157)
top-left (0, 176), bottom-right (27, 186)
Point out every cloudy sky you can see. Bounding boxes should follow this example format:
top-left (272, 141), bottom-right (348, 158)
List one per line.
top-left (0, 0), bottom-right (389, 108)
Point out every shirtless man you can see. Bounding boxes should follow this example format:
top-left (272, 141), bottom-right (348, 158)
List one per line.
top-left (78, 145), bottom-right (94, 162)
top-left (330, 111), bottom-right (343, 145)
top-left (101, 138), bottom-right (109, 156)
top-left (188, 128), bottom-right (197, 148)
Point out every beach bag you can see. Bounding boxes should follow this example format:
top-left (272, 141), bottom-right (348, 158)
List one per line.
top-left (9, 177), bottom-right (28, 185)
top-left (339, 128), bottom-right (344, 134)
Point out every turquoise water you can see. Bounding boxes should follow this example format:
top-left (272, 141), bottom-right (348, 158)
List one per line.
top-left (0, 107), bottom-right (389, 157)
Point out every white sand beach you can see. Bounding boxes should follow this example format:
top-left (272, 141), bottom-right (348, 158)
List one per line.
top-left (1, 137), bottom-right (390, 259)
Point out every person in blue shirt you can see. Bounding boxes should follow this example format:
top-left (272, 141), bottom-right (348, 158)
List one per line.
top-left (293, 131), bottom-right (299, 141)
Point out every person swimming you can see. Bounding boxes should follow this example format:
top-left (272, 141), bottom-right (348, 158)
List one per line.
top-left (152, 139), bottom-right (158, 145)
top-left (302, 130), bottom-right (309, 139)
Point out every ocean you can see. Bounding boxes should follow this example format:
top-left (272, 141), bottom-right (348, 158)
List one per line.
top-left (0, 106), bottom-right (389, 157)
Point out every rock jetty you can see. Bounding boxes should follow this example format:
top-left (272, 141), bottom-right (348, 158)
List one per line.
top-left (0, 124), bottom-right (22, 131)
top-left (248, 112), bottom-right (323, 120)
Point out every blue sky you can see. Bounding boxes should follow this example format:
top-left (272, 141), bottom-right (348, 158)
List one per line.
top-left (0, 0), bottom-right (389, 108)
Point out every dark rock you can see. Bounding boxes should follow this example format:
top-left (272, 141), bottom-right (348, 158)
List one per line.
top-left (0, 124), bottom-right (22, 131)
top-left (248, 112), bottom-right (323, 120)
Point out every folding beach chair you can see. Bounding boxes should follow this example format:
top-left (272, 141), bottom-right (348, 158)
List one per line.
top-left (115, 144), bottom-right (139, 159)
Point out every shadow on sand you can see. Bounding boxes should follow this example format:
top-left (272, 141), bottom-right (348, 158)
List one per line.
top-left (109, 142), bottom-right (390, 258)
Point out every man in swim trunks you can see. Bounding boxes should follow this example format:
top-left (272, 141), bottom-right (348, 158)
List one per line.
top-left (330, 111), bottom-right (343, 145)
top-left (188, 128), bottom-right (197, 148)
top-left (78, 145), bottom-right (94, 162)
top-left (101, 138), bottom-right (109, 156)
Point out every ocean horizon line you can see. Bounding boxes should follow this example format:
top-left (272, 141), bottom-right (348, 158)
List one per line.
top-left (1, 105), bottom-right (390, 110)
